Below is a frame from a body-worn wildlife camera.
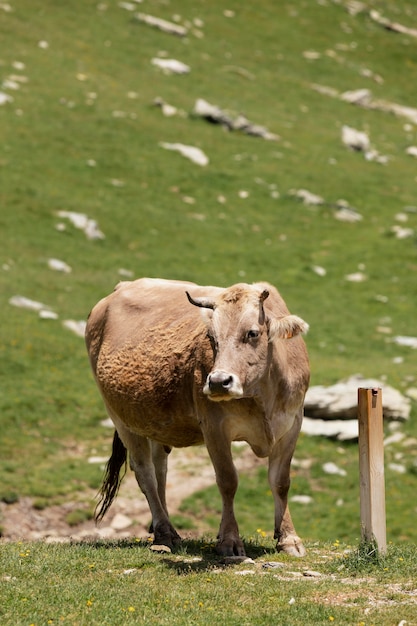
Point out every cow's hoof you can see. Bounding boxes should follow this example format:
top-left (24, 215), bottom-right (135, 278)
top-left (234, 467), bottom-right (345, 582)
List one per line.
top-left (153, 522), bottom-right (182, 550)
top-left (276, 536), bottom-right (306, 557)
top-left (215, 538), bottom-right (246, 557)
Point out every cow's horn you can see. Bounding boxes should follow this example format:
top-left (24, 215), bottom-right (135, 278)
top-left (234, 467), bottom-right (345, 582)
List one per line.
top-left (186, 291), bottom-right (216, 310)
top-left (260, 289), bottom-right (269, 302)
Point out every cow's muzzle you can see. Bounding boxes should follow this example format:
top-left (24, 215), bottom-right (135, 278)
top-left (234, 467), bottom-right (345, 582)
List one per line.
top-left (203, 370), bottom-right (243, 401)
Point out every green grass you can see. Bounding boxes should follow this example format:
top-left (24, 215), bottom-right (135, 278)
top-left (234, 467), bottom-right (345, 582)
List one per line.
top-left (1, 539), bottom-right (417, 625)
top-left (1, 0), bottom-right (417, 553)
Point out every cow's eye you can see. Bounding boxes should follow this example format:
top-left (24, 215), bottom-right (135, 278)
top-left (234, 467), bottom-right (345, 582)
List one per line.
top-left (247, 329), bottom-right (259, 340)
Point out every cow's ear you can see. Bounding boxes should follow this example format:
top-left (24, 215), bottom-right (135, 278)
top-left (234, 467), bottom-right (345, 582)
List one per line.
top-left (268, 315), bottom-right (309, 341)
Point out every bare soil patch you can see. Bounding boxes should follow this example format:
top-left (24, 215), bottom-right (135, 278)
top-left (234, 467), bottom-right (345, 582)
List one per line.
top-left (0, 445), bottom-right (261, 543)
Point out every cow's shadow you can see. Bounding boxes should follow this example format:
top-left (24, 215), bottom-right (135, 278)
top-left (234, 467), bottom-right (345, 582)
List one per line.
top-left (161, 537), bottom-right (277, 574)
top-left (84, 537), bottom-right (278, 573)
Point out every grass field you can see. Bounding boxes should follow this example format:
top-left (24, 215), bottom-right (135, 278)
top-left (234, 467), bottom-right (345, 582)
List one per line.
top-left (1, 0), bottom-right (417, 553)
top-left (2, 539), bottom-right (417, 625)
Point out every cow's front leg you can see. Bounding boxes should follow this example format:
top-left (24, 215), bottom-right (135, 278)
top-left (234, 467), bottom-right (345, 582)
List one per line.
top-left (205, 431), bottom-right (245, 556)
top-left (268, 412), bottom-right (306, 557)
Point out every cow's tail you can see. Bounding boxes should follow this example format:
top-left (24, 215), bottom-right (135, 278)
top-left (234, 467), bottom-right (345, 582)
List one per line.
top-left (95, 430), bottom-right (127, 523)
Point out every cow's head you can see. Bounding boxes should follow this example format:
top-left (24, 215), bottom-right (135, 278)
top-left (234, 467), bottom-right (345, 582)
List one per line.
top-left (186, 284), bottom-right (308, 401)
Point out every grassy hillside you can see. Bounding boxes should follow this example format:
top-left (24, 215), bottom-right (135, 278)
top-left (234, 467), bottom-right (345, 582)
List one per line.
top-left (1, 0), bottom-right (417, 544)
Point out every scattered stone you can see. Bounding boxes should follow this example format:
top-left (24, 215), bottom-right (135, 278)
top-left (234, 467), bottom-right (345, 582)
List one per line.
top-left (301, 417), bottom-right (358, 441)
top-left (87, 456), bottom-right (109, 464)
top-left (9, 295), bottom-right (52, 313)
top-left (135, 13), bottom-right (187, 36)
top-left (48, 258), bottom-right (72, 273)
top-left (369, 9), bottom-right (417, 39)
top-left (388, 463), bottom-right (406, 474)
top-left (150, 544), bottom-right (172, 553)
top-left (393, 336), bottom-right (417, 349)
top-left (383, 432), bottom-right (405, 446)
top-left (62, 320), bottom-right (87, 338)
top-left (290, 188), bottom-right (324, 206)
top-left (391, 225), bottom-right (414, 239)
top-left (151, 58), bottom-right (190, 74)
top-left (345, 272), bottom-right (367, 282)
top-left (406, 146), bottom-right (417, 158)
top-left (322, 462), bottom-right (347, 477)
top-left (0, 92), bottom-right (13, 105)
top-left (303, 570), bottom-right (322, 578)
top-left (111, 513), bottom-right (133, 531)
top-left (304, 375), bottom-right (411, 421)
top-left (56, 211), bottom-right (105, 240)
top-left (193, 98), bottom-right (279, 140)
top-left (342, 125), bottom-right (370, 152)
top-left (159, 142), bottom-right (209, 166)
top-left (122, 568), bottom-right (138, 575)
top-left (39, 310), bottom-right (59, 320)
top-left (312, 84), bottom-right (417, 125)
top-left (290, 495), bottom-right (313, 504)
top-left (153, 97), bottom-right (179, 117)
top-left (311, 265), bottom-right (327, 277)
top-left (234, 569), bottom-right (255, 575)
top-left (341, 125), bottom-right (388, 163)
top-left (221, 556), bottom-right (255, 565)
top-left (334, 206), bottom-right (363, 222)
top-left (262, 562), bottom-right (286, 569)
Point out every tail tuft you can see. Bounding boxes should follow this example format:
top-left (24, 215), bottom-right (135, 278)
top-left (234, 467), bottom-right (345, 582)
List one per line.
top-left (95, 430), bottom-right (127, 522)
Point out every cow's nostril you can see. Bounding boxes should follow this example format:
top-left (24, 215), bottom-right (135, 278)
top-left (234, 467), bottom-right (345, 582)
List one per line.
top-left (208, 371), bottom-right (234, 393)
top-left (222, 376), bottom-right (233, 389)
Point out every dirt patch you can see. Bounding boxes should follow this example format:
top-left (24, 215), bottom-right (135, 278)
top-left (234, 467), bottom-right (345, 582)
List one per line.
top-left (0, 445), bottom-right (262, 543)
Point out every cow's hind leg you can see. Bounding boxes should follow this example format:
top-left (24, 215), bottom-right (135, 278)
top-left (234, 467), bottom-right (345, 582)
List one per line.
top-left (118, 425), bottom-right (181, 549)
top-left (268, 412), bottom-right (306, 557)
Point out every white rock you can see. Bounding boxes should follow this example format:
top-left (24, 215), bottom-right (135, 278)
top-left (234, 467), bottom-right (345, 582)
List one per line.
top-left (345, 272), bottom-right (367, 282)
top-left (406, 146), bottom-right (417, 158)
top-left (9, 295), bottom-right (51, 312)
top-left (341, 125), bottom-right (370, 151)
top-left (88, 456), bottom-right (109, 464)
top-left (151, 58), bottom-right (190, 74)
top-left (111, 513), bottom-right (133, 530)
top-left (0, 91), bottom-right (13, 105)
top-left (322, 462), bottom-right (347, 477)
top-left (48, 258), bottom-right (72, 273)
top-left (393, 336), bottom-right (417, 349)
top-left (388, 463), bottom-right (406, 474)
top-left (305, 375), bottom-right (411, 421)
top-left (391, 225), bottom-right (414, 239)
top-left (334, 207), bottom-right (363, 222)
top-left (62, 320), bottom-right (86, 338)
top-left (291, 188), bottom-right (324, 205)
top-left (136, 13), bottom-right (187, 36)
top-left (290, 495), bottom-right (313, 504)
top-left (311, 265), bottom-right (326, 276)
top-left (302, 417), bottom-right (358, 440)
top-left (159, 142), bottom-right (209, 166)
top-left (57, 211), bottom-right (105, 240)
top-left (39, 310), bottom-right (59, 320)
top-left (383, 432), bottom-right (405, 446)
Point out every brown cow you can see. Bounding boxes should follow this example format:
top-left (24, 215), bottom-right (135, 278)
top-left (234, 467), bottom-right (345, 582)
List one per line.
top-left (85, 278), bottom-right (310, 556)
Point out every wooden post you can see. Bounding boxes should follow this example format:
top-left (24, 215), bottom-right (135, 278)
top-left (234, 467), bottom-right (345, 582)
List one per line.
top-left (358, 387), bottom-right (387, 554)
